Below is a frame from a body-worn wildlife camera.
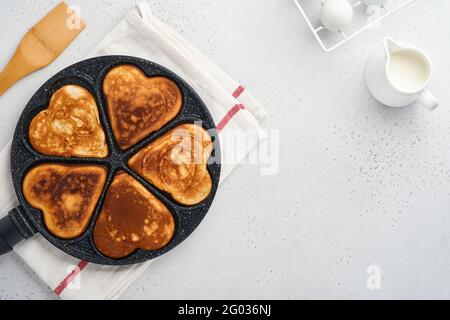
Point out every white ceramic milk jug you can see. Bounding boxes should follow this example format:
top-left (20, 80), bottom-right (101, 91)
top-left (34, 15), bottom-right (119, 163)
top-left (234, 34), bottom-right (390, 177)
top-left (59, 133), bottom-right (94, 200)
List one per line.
top-left (365, 37), bottom-right (438, 110)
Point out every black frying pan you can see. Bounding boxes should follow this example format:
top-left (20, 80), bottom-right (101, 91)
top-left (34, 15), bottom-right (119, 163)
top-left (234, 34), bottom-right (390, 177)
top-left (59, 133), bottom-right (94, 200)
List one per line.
top-left (0, 56), bottom-right (220, 265)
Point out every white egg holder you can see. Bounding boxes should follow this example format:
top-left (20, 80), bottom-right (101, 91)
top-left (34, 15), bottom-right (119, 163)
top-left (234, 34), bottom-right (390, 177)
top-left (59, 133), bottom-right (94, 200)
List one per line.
top-left (293, 0), bottom-right (417, 52)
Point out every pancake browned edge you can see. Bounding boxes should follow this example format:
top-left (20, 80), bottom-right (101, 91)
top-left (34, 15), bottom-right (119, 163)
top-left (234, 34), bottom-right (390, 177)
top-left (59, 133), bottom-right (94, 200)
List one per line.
top-left (93, 172), bottom-right (175, 259)
top-left (128, 123), bottom-right (213, 206)
top-left (29, 85), bottom-right (108, 158)
top-left (22, 164), bottom-right (107, 239)
top-left (103, 64), bottom-right (182, 150)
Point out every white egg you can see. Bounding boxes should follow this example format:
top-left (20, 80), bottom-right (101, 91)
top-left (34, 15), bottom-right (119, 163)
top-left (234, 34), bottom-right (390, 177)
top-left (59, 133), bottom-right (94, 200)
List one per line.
top-left (363, 0), bottom-right (387, 5)
top-left (320, 0), bottom-right (354, 32)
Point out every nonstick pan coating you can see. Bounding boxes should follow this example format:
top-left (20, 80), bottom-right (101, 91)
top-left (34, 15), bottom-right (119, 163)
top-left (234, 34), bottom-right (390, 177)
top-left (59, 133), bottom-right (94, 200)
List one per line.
top-left (3, 56), bottom-right (221, 265)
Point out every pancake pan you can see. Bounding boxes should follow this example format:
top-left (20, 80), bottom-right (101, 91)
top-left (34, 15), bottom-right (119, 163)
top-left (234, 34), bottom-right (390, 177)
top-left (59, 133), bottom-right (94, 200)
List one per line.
top-left (0, 56), bottom-right (221, 265)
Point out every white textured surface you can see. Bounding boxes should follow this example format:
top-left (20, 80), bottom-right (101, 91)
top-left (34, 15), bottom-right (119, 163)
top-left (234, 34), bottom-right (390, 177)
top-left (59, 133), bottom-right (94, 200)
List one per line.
top-left (0, 0), bottom-right (449, 299)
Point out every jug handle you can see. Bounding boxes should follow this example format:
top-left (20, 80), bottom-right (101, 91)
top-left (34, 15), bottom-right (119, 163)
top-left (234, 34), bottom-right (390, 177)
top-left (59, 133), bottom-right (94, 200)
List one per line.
top-left (418, 89), bottom-right (439, 111)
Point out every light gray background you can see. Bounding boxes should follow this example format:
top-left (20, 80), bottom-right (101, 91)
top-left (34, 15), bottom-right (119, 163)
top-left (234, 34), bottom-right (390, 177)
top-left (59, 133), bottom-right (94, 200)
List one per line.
top-left (0, 0), bottom-right (449, 299)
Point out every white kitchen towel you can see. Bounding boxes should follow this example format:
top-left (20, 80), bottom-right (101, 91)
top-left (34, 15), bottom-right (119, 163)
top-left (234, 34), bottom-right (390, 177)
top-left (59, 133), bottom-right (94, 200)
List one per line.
top-left (0, 2), bottom-right (266, 299)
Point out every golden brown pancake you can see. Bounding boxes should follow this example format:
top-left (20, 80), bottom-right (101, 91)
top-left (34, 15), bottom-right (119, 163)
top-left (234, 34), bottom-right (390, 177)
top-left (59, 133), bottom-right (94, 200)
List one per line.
top-left (128, 124), bottom-right (213, 206)
top-left (29, 85), bottom-right (108, 158)
top-left (103, 64), bottom-right (182, 150)
top-left (93, 172), bottom-right (174, 258)
top-left (22, 164), bottom-right (107, 239)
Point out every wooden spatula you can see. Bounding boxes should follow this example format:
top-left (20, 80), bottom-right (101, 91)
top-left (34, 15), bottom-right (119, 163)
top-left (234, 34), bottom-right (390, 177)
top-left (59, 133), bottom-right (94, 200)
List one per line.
top-left (0, 2), bottom-right (85, 96)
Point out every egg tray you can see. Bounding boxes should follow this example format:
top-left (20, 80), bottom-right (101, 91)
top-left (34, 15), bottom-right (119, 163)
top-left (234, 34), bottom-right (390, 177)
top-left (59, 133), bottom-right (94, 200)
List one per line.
top-left (7, 55), bottom-right (221, 265)
top-left (294, 0), bottom-right (417, 52)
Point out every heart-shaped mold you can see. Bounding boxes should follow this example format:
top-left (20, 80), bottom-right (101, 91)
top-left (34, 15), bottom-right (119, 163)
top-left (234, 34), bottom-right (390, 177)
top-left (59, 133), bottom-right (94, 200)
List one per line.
top-left (13, 56), bottom-right (220, 265)
top-left (103, 64), bottom-right (182, 150)
top-left (93, 171), bottom-right (175, 259)
top-left (22, 163), bottom-right (107, 239)
top-left (29, 85), bottom-right (108, 158)
top-left (128, 123), bottom-right (213, 206)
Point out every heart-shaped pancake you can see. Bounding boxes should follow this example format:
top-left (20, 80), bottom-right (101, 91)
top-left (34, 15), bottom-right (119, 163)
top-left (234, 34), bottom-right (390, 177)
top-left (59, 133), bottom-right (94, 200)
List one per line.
top-left (103, 65), bottom-right (182, 150)
top-left (128, 124), bottom-right (213, 206)
top-left (29, 85), bottom-right (108, 158)
top-left (93, 172), bottom-right (175, 258)
top-left (22, 164), bottom-right (107, 239)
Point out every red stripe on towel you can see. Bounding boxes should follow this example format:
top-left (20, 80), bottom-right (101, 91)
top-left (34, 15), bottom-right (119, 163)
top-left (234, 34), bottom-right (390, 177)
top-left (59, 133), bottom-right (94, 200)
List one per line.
top-left (53, 85), bottom-right (248, 296)
top-left (232, 85), bottom-right (245, 98)
top-left (216, 104), bottom-right (245, 132)
top-left (54, 260), bottom-right (89, 296)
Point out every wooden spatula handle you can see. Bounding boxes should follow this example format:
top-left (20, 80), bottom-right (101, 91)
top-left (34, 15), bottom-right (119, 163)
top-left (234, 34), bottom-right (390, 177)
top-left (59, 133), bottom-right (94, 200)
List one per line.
top-left (0, 49), bottom-right (34, 96)
top-left (0, 2), bottom-right (86, 97)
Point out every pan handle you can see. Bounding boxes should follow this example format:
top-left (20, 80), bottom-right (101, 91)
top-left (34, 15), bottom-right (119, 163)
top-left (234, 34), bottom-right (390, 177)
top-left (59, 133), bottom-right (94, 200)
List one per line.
top-left (0, 206), bottom-right (35, 255)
